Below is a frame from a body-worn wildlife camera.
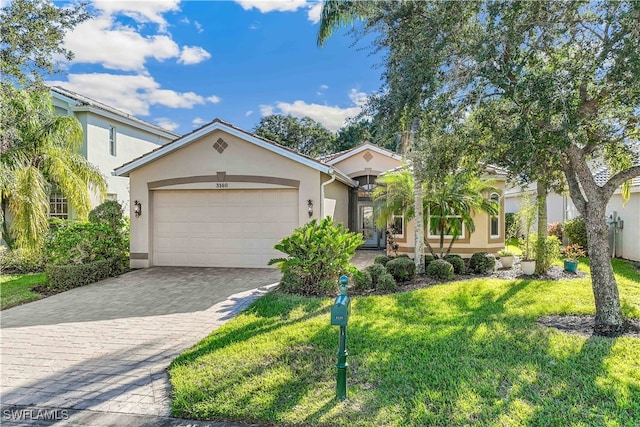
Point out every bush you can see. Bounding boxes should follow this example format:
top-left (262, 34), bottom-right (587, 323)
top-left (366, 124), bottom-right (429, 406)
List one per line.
top-left (564, 216), bottom-right (588, 250)
top-left (354, 269), bottom-right (373, 291)
top-left (532, 234), bottom-right (562, 272)
top-left (269, 218), bottom-right (363, 296)
top-left (424, 254), bottom-right (436, 267)
top-left (469, 252), bottom-right (496, 274)
top-left (444, 254), bottom-right (465, 274)
top-left (366, 263), bottom-right (387, 287)
top-left (548, 222), bottom-right (563, 241)
top-left (0, 247), bottom-right (45, 273)
top-left (376, 272), bottom-right (397, 291)
top-left (89, 200), bottom-right (126, 232)
top-left (45, 259), bottom-right (115, 290)
top-left (385, 257), bottom-right (416, 282)
top-left (374, 255), bottom-right (391, 266)
top-left (505, 212), bottom-right (517, 239)
top-left (426, 259), bottom-right (454, 280)
top-left (279, 269), bottom-right (305, 294)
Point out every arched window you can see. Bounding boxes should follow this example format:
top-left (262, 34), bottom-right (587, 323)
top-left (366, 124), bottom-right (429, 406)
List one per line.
top-left (490, 193), bottom-right (500, 238)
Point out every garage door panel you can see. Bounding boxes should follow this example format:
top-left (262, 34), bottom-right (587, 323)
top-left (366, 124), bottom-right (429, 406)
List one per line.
top-left (153, 189), bottom-right (298, 268)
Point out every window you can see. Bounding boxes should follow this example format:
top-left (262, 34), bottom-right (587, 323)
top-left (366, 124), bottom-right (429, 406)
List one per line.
top-left (428, 207), bottom-right (464, 239)
top-left (391, 212), bottom-right (404, 238)
top-left (49, 193), bottom-right (68, 219)
top-left (490, 192), bottom-right (500, 238)
top-left (106, 193), bottom-right (118, 201)
top-left (109, 126), bottom-right (117, 156)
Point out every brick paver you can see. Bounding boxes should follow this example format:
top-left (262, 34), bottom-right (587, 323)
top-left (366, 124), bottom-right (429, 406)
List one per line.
top-left (0, 267), bottom-right (281, 417)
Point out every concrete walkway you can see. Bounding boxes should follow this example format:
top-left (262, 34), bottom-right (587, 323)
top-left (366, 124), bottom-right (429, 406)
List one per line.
top-left (0, 267), bottom-right (281, 419)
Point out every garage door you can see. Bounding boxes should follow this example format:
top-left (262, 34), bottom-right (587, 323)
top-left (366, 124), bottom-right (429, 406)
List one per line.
top-left (153, 189), bottom-right (298, 268)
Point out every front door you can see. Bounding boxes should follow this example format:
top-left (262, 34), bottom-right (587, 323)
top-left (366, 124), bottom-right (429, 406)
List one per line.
top-left (358, 203), bottom-right (379, 247)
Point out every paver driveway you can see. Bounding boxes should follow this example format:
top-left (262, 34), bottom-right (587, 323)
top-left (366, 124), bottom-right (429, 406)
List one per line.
top-left (0, 267), bottom-right (281, 417)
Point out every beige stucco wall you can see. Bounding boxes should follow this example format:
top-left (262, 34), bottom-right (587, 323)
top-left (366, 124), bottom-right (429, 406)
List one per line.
top-left (128, 129), bottom-right (328, 268)
top-left (391, 180), bottom-right (507, 257)
top-left (332, 148), bottom-right (402, 178)
top-left (323, 176), bottom-right (349, 226)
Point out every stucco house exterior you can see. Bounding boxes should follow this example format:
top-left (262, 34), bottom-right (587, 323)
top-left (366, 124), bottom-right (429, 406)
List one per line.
top-left (50, 86), bottom-right (178, 217)
top-left (116, 119), bottom-right (508, 269)
top-left (505, 174), bottom-right (640, 262)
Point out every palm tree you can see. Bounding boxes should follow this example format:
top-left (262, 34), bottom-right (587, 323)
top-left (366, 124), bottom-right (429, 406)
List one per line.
top-left (373, 168), bottom-right (499, 258)
top-left (1, 88), bottom-right (106, 250)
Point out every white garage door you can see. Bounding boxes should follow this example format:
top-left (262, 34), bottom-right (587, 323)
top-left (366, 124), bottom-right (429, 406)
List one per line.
top-left (153, 189), bottom-right (298, 268)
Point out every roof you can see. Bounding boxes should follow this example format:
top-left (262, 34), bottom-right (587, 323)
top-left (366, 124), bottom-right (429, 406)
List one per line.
top-left (114, 118), bottom-right (358, 187)
top-left (319, 142), bottom-right (402, 165)
top-left (379, 162), bottom-right (508, 178)
top-left (49, 86), bottom-right (179, 139)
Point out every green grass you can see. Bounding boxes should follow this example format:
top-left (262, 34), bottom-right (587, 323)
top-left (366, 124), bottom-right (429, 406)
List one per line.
top-left (0, 273), bottom-right (47, 310)
top-left (169, 259), bottom-right (640, 426)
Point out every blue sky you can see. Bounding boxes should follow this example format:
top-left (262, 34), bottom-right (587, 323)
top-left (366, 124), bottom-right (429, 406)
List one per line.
top-left (48, 0), bottom-right (382, 134)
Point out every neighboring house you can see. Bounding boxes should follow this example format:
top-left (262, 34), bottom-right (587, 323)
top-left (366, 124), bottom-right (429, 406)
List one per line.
top-left (50, 86), bottom-right (178, 218)
top-left (504, 172), bottom-right (640, 261)
top-left (115, 120), bottom-right (508, 269)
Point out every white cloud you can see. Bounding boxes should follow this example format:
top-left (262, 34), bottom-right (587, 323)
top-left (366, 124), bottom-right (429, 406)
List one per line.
top-left (155, 117), bottom-right (180, 131)
top-left (178, 46), bottom-right (211, 65)
top-left (92, 0), bottom-right (181, 31)
top-left (245, 110), bottom-right (254, 117)
top-left (260, 89), bottom-right (368, 131)
top-left (307, 2), bottom-right (323, 24)
top-left (320, 84), bottom-right (329, 90)
top-left (192, 117), bottom-right (206, 126)
top-left (207, 95), bottom-right (221, 103)
top-left (194, 20), bottom-right (204, 33)
top-left (235, 0), bottom-right (309, 13)
top-left (49, 73), bottom-right (219, 116)
top-left (65, 16), bottom-right (179, 71)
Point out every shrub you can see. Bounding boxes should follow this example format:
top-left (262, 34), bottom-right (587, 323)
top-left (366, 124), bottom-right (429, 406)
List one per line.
top-left (45, 259), bottom-right (114, 290)
top-left (0, 247), bottom-right (45, 273)
top-left (548, 222), bottom-right (563, 241)
top-left (564, 216), bottom-right (588, 250)
top-left (89, 200), bottom-right (126, 232)
top-left (469, 252), bottom-right (496, 274)
top-left (279, 269), bottom-right (306, 294)
top-left (532, 234), bottom-right (562, 272)
top-left (444, 254), bottom-right (465, 274)
top-left (269, 218), bottom-right (363, 296)
top-left (376, 272), bottom-right (397, 291)
top-left (505, 212), bottom-right (517, 239)
top-left (424, 254), bottom-right (436, 268)
top-left (385, 257), bottom-right (416, 282)
top-left (564, 244), bottom-right (586, 261)
top-left (426, 259), bottom-right (454, 280)
top-left (366, 263), bottom-right (387, 287)
top-left (374, 255), bottom-right (391, 266)
top-left (354, 269), bottom-right (373, 291)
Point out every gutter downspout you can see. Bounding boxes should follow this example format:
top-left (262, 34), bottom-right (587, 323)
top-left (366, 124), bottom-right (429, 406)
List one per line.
top-left (320, 168), bottom-right (336, 219)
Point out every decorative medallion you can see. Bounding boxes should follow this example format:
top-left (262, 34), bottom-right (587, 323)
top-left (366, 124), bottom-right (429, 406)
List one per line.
top-left (363, 152), bottom-right (373, 162)
top-left (213, 138), bottom-right (228, 154)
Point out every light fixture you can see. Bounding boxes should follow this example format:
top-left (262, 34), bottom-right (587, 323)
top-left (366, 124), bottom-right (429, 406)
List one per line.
top-left (307, 199), bottom-right (313, 217)
top-left (133, 200), bottom-right (142, 218)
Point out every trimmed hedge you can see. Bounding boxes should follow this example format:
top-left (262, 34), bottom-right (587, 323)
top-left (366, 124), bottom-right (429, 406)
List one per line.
top-left (426, 259), bottom-right (454, 280)
top-left (376, 272), bottom-right (397, 291)
top-left (444, 254), bottom-right (465, 274)
top-left (424, 254), bottom-right (436, 268)
top-left (354, 269), bottom-right (373, 291)
top-left (469, 252), bottom-right (496, 274)
top-left (366, 263), bottom-right (387, 286)
top-left (0, 248), bottom-right (45, 273)
top-left (45, 258), bottom-right (117, 290)
top-left (385, 257), bottom-right (416, 282)
top-left (374, 255), bottom-right (391, 266)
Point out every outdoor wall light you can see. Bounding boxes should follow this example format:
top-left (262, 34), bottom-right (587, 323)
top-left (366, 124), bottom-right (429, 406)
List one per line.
top-left (307, 199), bottom-right (313, 217)
top-left (133, 200), bottom-right (142, 218)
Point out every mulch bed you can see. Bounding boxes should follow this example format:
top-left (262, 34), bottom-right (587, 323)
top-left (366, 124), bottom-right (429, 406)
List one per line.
top-left (538, 315), bottom-right (640, 339)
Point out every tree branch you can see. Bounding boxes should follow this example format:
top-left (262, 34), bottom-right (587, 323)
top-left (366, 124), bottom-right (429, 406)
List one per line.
top-left (602, 165), bottom-right (640, 200)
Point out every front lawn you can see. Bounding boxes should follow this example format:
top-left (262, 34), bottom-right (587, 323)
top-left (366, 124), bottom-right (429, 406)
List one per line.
top-left (170, 259), bottom-right (640, 426)
top-left (0, 273), bottom-right (47, 310)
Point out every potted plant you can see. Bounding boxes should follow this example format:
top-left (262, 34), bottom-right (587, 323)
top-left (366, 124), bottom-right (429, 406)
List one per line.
top-left (497, 248), bottom-right (515, 269)
top-left (563, 244), bottom-right (585, 273)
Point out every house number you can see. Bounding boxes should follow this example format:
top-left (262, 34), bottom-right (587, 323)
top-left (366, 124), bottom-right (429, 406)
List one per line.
top-left (216, 183), bottom-right (229, 188)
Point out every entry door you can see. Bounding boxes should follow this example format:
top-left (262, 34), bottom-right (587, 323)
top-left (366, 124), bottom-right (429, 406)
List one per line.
top-left (358, 203), bottom-right (379, 247)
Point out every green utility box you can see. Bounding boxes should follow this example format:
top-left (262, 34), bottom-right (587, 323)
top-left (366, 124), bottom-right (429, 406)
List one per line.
top-left (331, 295), bottom-right (350, 327)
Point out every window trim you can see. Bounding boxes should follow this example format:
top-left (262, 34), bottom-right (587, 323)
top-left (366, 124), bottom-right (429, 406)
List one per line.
top-left (109, 125), bottom-right (117, 156)
top-left (391, 212), bottom-right (404, 239)
top-left (427, 207), bottom-right (465, 239)
top-left (489, 192), bottom-right (500, 239)
top-left (49, 192), bottom-right (69, 219)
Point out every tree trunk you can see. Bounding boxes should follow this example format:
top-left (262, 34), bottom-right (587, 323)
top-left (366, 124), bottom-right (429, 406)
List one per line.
top-left (535, 182), bottom-right (548, 274)
top-left (1, 197), bottom-right (14, 249)
top-left (414, 173), bottom-right (425, 274)
top-left (585, 206), bottom-right (626, 336)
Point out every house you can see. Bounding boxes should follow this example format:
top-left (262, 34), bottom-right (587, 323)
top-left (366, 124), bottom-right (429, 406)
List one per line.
top-left (504, 171), bottom-right (640, 261)
top-left (49, 86), bottom-right (178, 218)
top-left (115, 119), bottom-right (508, 269)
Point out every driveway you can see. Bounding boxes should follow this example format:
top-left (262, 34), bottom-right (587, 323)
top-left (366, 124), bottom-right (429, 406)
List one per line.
top-left (0, 267), bottom-right (281, 418)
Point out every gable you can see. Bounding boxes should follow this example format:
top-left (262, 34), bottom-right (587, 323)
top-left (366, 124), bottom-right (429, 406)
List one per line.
top-left (328, 144), bottom-right (403, 178)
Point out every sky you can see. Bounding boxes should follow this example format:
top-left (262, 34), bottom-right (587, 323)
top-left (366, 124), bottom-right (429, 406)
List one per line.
top-left (46, 0), bottom-right (383, 134)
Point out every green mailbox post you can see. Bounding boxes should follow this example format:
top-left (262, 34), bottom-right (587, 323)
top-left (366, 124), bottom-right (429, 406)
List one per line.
top-left (331, 275), bottom-right (350, 400)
